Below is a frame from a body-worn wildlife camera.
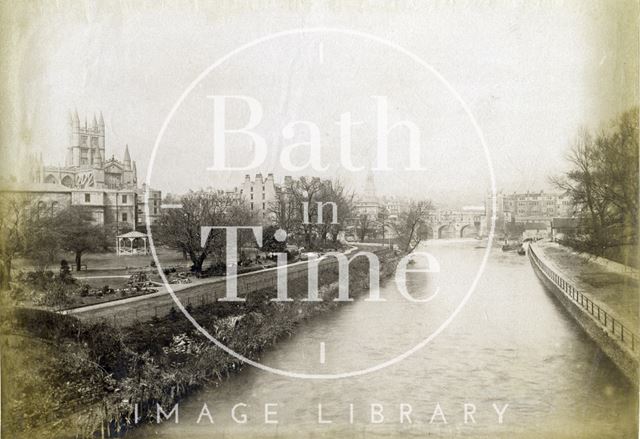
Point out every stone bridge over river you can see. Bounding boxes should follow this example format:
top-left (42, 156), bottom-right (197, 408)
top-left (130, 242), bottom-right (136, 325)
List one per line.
top-left (423, 210), bottom-right (484, 239)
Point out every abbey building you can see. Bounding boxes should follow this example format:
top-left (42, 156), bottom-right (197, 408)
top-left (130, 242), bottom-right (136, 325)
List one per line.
top-left (0, 111), bottom-right (161, 229)
top-left (36, 111), bottom-right (138, 191)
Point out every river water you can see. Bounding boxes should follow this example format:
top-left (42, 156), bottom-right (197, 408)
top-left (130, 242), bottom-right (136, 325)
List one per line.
top-left (131, 240), bottom-right (637, 438)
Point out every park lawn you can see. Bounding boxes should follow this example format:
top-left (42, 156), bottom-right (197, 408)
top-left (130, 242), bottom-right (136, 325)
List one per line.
top-left (73, 246), bottom-right (188, 270)
top-left (14, 246), bottom-right (188, 273)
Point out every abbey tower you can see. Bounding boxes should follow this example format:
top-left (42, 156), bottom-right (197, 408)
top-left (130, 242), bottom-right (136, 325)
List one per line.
top-left (37, 111), bottom-right (137, 190)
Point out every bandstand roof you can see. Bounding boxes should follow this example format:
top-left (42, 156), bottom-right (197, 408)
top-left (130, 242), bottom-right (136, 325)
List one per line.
top-left (117, 230), bottom-right (147, 239)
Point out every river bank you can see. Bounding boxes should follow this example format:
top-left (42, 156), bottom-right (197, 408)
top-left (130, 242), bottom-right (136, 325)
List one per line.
top-left (534, 241), bottom-right (638, 330)
top-left (0, 249), bottom-right (398, 438)
top-left (129, 240), bottom-right (637, 439)
top-left (528, 243), bottom-right (639, 386)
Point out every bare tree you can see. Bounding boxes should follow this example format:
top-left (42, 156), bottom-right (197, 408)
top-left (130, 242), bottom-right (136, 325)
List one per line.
top-left (393, 200), bottom-right (434, 253)
top-left (319, 179), bottom-right (355, 247)
top-left (159, 190), bottom-right (257, 273)
top-left (295, 177), bottom-right (325, 248)
top-left (0, 194), bottom-right (36, 289)
top-left (50, 207), bottom-right (110, 271)
top-left (551, 108), bottom-right (639, 260)
top-left (269, 181), bottom-right (299, 239)
top-left (356, 214), bottom-right (372, 242)
top-left (377, 206), bottom-right (393, 243)
top-left (270, 177), bottom-right (354, 249)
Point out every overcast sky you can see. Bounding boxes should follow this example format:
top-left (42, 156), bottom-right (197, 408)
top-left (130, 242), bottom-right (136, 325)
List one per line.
top-left (1, 1), bottom-right (637, 207)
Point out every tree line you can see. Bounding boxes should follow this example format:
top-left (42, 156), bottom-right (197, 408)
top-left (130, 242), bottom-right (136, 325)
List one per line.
top-left (0, 176), bottom-right (437, 290)
top-left (0, 196), bottom-right (110, 290)
top-left (159, 178), bottom-right (356, 273)
top-left (552, 107), bottom-right (638, 263)
top-left (159, 177), bottom-right (435, 274)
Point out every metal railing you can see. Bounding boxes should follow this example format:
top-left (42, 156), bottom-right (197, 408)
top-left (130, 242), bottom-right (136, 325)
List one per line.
top-left (529, 245), bottom-right (637, 353)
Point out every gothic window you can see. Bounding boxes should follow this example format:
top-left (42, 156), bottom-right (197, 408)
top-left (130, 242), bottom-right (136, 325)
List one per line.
top-left (37, 201), bottom-right (46, 218)
top-left (122, 213), bottom-right (128, 222)
top-left (85, 193), bottom-right (91, 202)
top-left (51, 201), bottom-right (59, 215)
top-left (122, 195), bottom-right (127, 203)
top-left (61, 175), bottom-right (73, 187)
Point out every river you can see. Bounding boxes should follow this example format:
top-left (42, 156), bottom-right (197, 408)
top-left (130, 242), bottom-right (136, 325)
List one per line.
top-left (131, 240), bottom-right (637, 438)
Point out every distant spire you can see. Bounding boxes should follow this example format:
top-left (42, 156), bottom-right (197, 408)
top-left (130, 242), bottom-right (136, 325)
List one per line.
top-left (72, 108), bottom-right (80, 127)
top-left (84, 115), bottom-right (88, 129)
top-left (92, 113), bottom-right (98, 129)
top-left (98, 111), bottom-right (104, 127)
top-left (123, 144), bottom-right (131, 169)
top-left (363, 168), bottom-right (377, 203)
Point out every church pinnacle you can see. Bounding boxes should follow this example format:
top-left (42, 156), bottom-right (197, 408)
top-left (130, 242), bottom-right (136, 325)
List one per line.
top-left (363, 167), bottom-right (378, 203)
top-left (123, 144), bottom-right (131, 170)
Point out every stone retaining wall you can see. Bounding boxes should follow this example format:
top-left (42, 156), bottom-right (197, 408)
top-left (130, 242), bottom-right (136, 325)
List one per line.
top-left (67, 248), bottom-right (396, 327)
top-left (529, 244), bottom-right (638, 386)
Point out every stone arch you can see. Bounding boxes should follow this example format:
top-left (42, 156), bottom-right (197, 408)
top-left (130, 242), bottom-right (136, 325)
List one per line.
top-left (44, 174), bottom-right (57, 184)
top-left (437, 224), bottom-right (454, 239)
top-left (460, 223), bottom-right (478, 238)
top-left (61, 175), bottom-right (73, 187)
top-left (420, 224), bottom-right (434, 240)
top-left (51, 201), bottom-right (59, 215)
